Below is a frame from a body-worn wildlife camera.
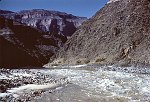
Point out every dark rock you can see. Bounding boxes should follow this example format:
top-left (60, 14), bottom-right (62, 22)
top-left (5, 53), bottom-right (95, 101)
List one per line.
top-left (0, 17), bottom-right (57, 68)
top-left (0, 84), bottom-right (7, 93)
top-left (5, 19), bottom-right (13, 28)
top-left (0, 16), bottom-right (5, 29)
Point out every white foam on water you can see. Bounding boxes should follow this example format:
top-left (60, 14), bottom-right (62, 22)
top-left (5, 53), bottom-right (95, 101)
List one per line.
top-left (0, 71), bottom-right (32, 80)
top-left (0, 83), bottom-right (63, 98)
top-left (13, 94), bottom-right (19, 98)
top-left (0, 93), bottom-right (11, 97)
top-left (42, 66), bottom-right (150, 101)
top-left (55, 86), bottom-right (63, 90)
top-left (69, 64), bottom-right (87, 68)
top-left (7, 83), bottom-right (59, 93)
top-left (1, 66), bottom-right (150, 101)
top-left (7, 76), bottom-right (69, 93)
top-left (12, 72), bottom-right (32, 77)
top-left (0, 75), bottom-right (10, 79)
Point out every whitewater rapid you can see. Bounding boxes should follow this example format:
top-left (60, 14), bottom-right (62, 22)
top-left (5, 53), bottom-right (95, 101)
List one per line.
top-left (1, 65), bottom-right (150, 102)
top-left (41, 65), bottom-right (150, 102)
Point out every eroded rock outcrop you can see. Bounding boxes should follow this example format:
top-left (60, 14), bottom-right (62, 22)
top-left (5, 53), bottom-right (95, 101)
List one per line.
top-left (47, 0), bottom-right (150, 66)
top-left (0, 9), bottom-right (87, 68)
top-left (1, 9), bottom-right (87, 36)
top-left (0, 17), bottom-right (65, 68)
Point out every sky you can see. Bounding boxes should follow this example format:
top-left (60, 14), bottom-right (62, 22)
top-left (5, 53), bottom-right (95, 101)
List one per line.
top-left (0, 0), bottom-right (108, 18)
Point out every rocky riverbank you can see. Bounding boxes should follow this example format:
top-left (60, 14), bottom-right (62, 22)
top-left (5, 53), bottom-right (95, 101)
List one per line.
top-left (0, 68), bottom-right (69, 102)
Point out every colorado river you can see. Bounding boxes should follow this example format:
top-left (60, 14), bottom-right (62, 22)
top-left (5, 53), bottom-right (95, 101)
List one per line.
top-left (1, 65), bottom-right (150, 102)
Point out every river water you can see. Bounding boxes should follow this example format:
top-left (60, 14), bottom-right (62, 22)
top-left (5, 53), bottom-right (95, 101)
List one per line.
top-left (38, 65), bottom-right (150, 102)
top-left (1, 65), bottom-right (150, 102)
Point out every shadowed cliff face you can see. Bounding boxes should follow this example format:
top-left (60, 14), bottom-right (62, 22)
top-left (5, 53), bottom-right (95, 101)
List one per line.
top-left (0, 16), bottom-right (66, 68)
top-left (0, 9), bottom-right (87, 68)
top-left (1, 9), bottom-right (87, 37)
top-left (49, 0), bottom-right (150, 66)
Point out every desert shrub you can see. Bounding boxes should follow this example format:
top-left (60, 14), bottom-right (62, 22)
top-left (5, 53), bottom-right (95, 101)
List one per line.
top-left (51, 63), bottom-right (59, 66)
top-left (58, 61), bottom-right (62, 64)
top-left (76, 59), bottom-right (90, 64)
top-left (84, 59), bottom-right (90, 64)
top-left (95, 58), bottom-right (106, 63)
top-left (57, 58), bottom-right (65, 64)
top-left (76, 60), bottom-right (82, 64)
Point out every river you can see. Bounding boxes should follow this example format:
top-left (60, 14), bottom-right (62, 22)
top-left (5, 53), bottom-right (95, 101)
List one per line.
top-left (0, 65), bottom-right (150, 102)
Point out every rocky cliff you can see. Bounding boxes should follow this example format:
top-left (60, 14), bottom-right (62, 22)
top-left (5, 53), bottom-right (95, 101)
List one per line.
top-left (0, 9), bottom-right (87, 68)
top-left (0, 16), bottom-right (66, 68)
top-left (1, 9), bottom-right (87, 36)
top-left (47, 0), bottom-right (150, 66)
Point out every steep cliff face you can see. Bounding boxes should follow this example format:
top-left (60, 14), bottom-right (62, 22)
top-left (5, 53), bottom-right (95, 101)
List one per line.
top-left (48, 0), bottom-right (150, 66)
top-left (0, 17), bottom-right (64, 68)
top-left (0, 9), bottom-right (87, 68)
top-left (1, 9), bottom-right (87, 36)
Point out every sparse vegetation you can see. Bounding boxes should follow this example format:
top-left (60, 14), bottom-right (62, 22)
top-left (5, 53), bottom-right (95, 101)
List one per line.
top-left (95, 57), bottom-right (106, 63)
top-left (84, 59), bottom-right (90, 64)
top-left (76, 60), bottom-right (82, 64)
top-left (58, 61), bottom-right (62, 64)
top-left (51, 63), bottom-right (59, 66)
top-left (57, 58), bottom-right (65, 64)
top-left (75, 59), bottom-right (90, 64)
